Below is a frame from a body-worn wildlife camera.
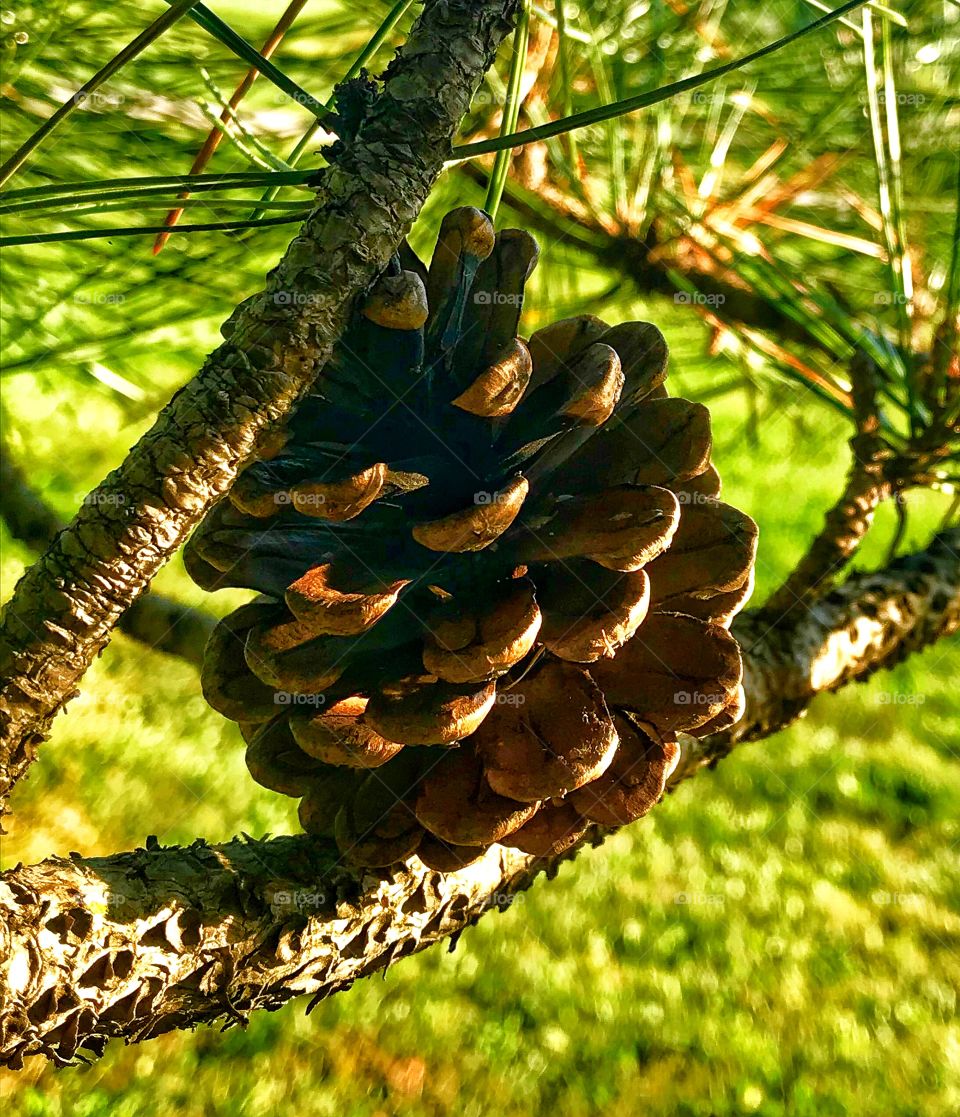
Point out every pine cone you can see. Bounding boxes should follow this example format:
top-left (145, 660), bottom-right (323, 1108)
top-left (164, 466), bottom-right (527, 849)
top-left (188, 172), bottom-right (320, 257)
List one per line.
top-left (187, 207), bottom-right (757, 870)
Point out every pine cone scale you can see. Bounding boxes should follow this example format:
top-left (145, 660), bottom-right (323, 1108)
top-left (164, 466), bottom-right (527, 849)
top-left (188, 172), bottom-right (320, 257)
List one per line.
top-left (185, 209), bottom-right (758, 870)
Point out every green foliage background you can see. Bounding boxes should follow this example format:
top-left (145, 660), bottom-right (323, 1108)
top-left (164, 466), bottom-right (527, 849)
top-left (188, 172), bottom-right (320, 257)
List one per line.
top-left (1, 1), bottom-right (958, 1113)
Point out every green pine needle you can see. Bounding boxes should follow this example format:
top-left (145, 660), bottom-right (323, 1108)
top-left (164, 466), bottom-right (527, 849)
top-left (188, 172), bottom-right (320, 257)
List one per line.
top-left (0, 0), bottom-right (202, 189)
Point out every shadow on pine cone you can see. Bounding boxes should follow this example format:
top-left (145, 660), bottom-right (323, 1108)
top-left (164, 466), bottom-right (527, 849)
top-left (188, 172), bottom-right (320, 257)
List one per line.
top-left (185, 207), bottom-right (758, 873)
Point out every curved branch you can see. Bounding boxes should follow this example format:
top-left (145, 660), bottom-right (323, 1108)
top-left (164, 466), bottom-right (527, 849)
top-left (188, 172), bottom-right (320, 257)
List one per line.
top-left (717, 528), bottom-right (960, 751)
top-left (2, 529), bottom-right (956, 1068)
top-left (761, 352), bottom-right (888, 616)
top-left (758, 464), bottom-right (889, 616)
top-left (0, 0), bottom-right (520, 814)
top-left (0, 444), bottom-right (214, 667)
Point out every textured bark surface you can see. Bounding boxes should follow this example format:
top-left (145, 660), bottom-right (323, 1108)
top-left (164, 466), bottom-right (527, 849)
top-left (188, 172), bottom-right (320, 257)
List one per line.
top-left (0, 833), bottom-right (548, 1069)
top-left (0, 446), bottom-right (215, 667)
top-left (709, 528), bottom-right (960, 752)
top-left (758, 466), bottom-right (889, 618)
top-left (761, 354), bottom-right (889, 617)
top-left (2, 530), bottom-right (956, 1068)
top-left (0, 0), bottom-right (520, 811)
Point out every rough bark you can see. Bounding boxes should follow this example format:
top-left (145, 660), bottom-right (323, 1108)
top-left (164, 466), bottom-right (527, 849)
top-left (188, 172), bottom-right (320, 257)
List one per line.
top-left (0, 0), bottom-right (520, 813)
top-left (761, 353), bottom-right (889, 617)
top-left (706, 528), bottom-right (960, 753)
top-left (0, 445), bottom-right (215, 667)
top-left (2, 529), bottom-right (956, 1068)
top-left (758, 466), bottom-right (890, 619)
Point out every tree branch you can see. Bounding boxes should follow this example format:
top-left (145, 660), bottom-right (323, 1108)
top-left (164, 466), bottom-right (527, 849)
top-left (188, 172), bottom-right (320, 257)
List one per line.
top-left (458, 163), bottom-right (837, 353)
top-left (2, 529), bottom-right (956, 1068)
top-left (709, 527), bottom-right (960, 753)
top-left (0, 443), bottom-right (215, 667)
top-left (0, 0), bottom-right (520, 814)
top-left (761, 352), bottom-right (889, 617)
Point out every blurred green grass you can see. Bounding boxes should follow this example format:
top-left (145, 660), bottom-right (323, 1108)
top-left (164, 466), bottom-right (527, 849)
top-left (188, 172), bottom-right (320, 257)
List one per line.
top-left (1, 300), bottom-right (958, 1117)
